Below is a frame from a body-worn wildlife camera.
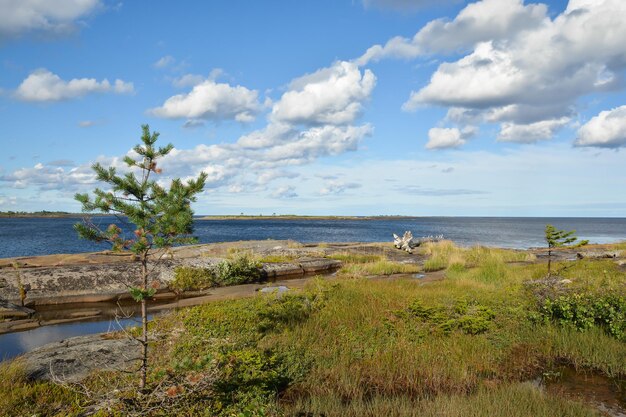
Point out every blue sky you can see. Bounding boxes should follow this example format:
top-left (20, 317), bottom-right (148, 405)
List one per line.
top-left (0, 0), bottom-right (625, 216)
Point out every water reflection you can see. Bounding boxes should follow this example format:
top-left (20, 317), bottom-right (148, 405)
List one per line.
top-left (0, 316), bottom-right (142, 361)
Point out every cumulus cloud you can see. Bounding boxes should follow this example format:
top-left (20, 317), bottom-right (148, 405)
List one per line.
top-left (149, 79), bottom-right (263, 123)
top-left (319, 180), bottom-right (362, 195)
top-left (5, 60), bottom-right (375, 198)
top-left (575, 105), bottom-right (626, 148)
top-left (153, 55), bottom-right (174, 68)
top-left (497, 117), bottom-right (570, 143)
top-left (257, 170), bottom-right (299, 185)
top-left (271, 61), bottom-right (376, 125)
top-left (426, 126), bottom-right (475, 149)
top-left (357, 0), bottom-right (546, 65)
top-left (260, 124), bottom-right (373, 164)
top-left (271, 185), bottom-right (298, 199)
top-left (402, 0), bottom-right (626, 140)
top-left (0, 161), bottom-right (97, 190)
top-left (15, 69), bottom-right (134, 102)
top-left (0, 0), bottom-right (101, 39)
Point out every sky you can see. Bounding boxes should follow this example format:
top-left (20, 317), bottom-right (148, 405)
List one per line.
top-left (0, 0), bottom-right (625, 217)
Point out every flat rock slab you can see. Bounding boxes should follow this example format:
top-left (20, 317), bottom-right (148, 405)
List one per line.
top-left (0, 300), bottom-right (35, 318)
top-left (259, 285), bottom-right (289, 294)
top-left (298, 258), bottom-right (342, 273)
top-left (262, 262), bottom-right (304, 278)
top-left (20, 334), bottom-right (140, 383)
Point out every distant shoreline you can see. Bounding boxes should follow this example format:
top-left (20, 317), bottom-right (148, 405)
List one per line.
top-left (0, 212), bottom-right (106, 219)
top-left (197, 215), bottom-right (416, 221)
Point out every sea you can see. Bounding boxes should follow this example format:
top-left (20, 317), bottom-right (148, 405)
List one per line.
top-left (1, 216), bottom-right (625, 259)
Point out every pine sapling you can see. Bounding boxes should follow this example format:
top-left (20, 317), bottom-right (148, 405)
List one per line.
top-left (75, 125), bottom-right (206, 390)
top-left (544, 224), bottom-right (588, 277)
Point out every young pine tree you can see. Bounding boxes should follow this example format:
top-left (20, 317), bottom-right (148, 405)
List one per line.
top-left (75, 125), bottom-right (207, 390)
top-left (544, 224), bottom-right (588, 277)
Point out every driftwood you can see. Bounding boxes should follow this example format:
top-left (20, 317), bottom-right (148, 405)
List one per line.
top-left (393, 232), bottom-right (444, 254)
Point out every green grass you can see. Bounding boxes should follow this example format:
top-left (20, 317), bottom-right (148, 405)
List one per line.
top-left (327, 252), bottom-right (385, 264)
top-left (257, 254), bottom-right (296, 263)
top-left (0, 360), bottom-right (85, 417)
top-left (328, 252), bottom-right (420, 276)
top-left (285, 382), bottom-right (601, 417)
top-left (420, 241), bottom-right (535, 273)
top-left (2, 249), bottom-right (624, 416)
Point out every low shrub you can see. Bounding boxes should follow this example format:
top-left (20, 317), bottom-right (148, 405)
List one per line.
top-left (405, 298), bottom-right (496, 335)
top-left (170, 266), bottom-right (215, 292)
top-left (538, 293), bottom-right (626, 341)
top-left (170, 253), bottom-right (263, 292)
top-left (215, 252), bottom-right (262, 285)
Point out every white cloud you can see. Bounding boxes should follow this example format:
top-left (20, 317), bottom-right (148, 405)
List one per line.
top-left (171, 70), bottom-right (224, 88)
top-left (78, 120), bottom-right (96, 128)
top-left (182, 119), bottom-right (205, 129)
top-left (271, 61), bottom-right (376, 126)
top-left (575, 105), bottom-right (626, 148)
top-left (154, 55), bottom-right (174, 68)
top-left (149, 79), bottom-right (263, 123)
top-left (4, 59), bottom-right (376, 199)
top-left (319, 180), bottom-right (361, 195)
top-left (237, 123), bottom-right (294, 149)
top-left (497, 118), bottom-right (570, 143)
top-left (15, 69), bottom-right (134, 102)
top-left (271, 185), bottom-right (298, 199)
top-left (357, 0), bottom-right (546, 65)
top-left (426, 126), bottom-right (475, 149)
top-left (260, 124), bottom-right (372, 164)
top-left (396, 0), bottom-right (626, 143)
top-left (172, 74), bottom-right (205, 88)
top-left (0, 0), bottom-right (101, 39)
top-left (257, 169), bottom-right (299, 185)
top-left (0, 194), bottom-right (17, 206)
top-left (0, 162), bottom-right (97, 190)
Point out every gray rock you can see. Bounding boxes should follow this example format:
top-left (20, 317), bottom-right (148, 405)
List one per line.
top-left (0, 299), bottom-right (35, 318)
top-left (261, 263), bottom-right (304, 279)
top-left (298, 258), bottom-right (342, 273)
top-left (259, 286), bottom-right (289, 294)
top-left (20, 334), bottom-right (140, 383)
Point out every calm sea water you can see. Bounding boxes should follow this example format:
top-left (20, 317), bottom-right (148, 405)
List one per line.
top-left (1, 216), bottom-right (625, 258)
top-left (0, 317), bottom-right (141, 361)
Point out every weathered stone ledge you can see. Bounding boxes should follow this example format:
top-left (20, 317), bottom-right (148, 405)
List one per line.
top-left (18, 334), bottom-right (140, 383)
top-left (0, 240), bottom-right (343, 309)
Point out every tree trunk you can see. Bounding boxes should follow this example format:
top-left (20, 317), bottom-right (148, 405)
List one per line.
top-left (547, 249), bottom-right (552, 277)
top-left (139, 252), bottom-right (148, 391)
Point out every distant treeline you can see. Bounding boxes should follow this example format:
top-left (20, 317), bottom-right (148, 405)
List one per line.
top-left (0, 211), bottom-right (91, 218)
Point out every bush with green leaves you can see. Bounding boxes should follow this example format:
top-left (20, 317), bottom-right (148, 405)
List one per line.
top-left (538, 293), bottom-right (626, 341)
top-left (170, 266), bottom-right (216, 292)
top-left (215, 253), bottom-right (262, 286)
top-left (405, 298), bottom-right (496, 335)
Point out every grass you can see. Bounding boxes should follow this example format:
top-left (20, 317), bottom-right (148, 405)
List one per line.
top-left (0, 360), bottom-right (84, 417)
top-left (2, 243), bottom-right (625, 416)
top-left (286, 382), bottom-right (600, 417)
top-left (421, 241), bottom-right (535, 273)
top-left (328, 252), bottom-right (420, 276)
